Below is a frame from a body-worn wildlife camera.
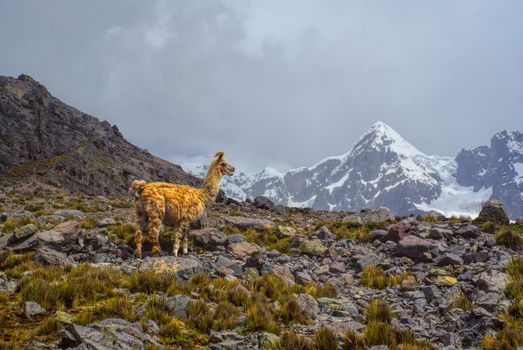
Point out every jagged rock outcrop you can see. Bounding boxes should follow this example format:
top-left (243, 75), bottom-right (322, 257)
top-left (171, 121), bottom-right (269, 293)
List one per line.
top-left (0, 74), bottom-right (198, 195)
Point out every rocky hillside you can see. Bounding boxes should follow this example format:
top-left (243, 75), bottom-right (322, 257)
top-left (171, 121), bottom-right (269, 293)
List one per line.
top-left (0, 185), bottom-right (522, 349)
top-left (194, 122), bottom-right (522, 219)
top-left (0, 74), bottom-right (198, 195)
top-left (456, 130), bottom-right (523, 219)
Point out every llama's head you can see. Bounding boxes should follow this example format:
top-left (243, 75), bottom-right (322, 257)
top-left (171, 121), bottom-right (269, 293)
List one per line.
top-left (212, 151), bottom-right (235, 176)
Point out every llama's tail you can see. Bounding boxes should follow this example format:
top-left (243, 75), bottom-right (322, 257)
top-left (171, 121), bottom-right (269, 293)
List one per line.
top-left (129, 179), bottom-right (147, 199)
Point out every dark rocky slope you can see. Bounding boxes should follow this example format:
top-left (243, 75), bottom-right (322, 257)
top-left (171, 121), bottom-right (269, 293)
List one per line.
top-left (0, 74), bottom-right (198, 195)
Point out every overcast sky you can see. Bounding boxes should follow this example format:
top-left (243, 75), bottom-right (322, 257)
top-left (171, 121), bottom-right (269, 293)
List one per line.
top-left (1, 0), bottom-right (522, 173)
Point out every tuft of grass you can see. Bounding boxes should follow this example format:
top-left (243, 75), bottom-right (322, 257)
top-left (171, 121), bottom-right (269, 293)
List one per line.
top-left (126, 270), bottom-right (173, 294)
top-left (365, 299), bottom-right (394, 323)
top-left (79, 217), bottom-right (97, 229)
top-left (107, 222), bottom-right (137, 247)
top-left (20, 264), bottom-right (124, 310)
top-left (245, 298), bottom-right (280, 334)
top-left (74, 295), bottom-right (137, 325)
top-left (312, 326), bottom-right (338, 350)
top-left (481, 221), bottom-right (497, 234)
top-left (1, 218), bottom-right (17, 233)
top-left (280, 298), bottom-right (310, 325)
top-left (187, 299), bottom-right (214, 332)
top-left (303, 283), bottom-right (338, 299)
top-left (450, 290), bottom-right (473, 311)
top-left (495, 229), bottom-right (523, 250)
top-left (35, 316), bottom-right (63, 336)
top-left (360, 265), bottom-right (409, 289)
top-left (212, 300), bottom-right (240, 330)
top-left (1, 251), bottom-right (36, 279)
top-left (343, 329), bottom-right (366, 350)
top-left (278, 332), bottom-right (313, 350)
top-left (363, 321), bottom-right (397, 349)
top-left (506, 256), bottom-right (523, 278)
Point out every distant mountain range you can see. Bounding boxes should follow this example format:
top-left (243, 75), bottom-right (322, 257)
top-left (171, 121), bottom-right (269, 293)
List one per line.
top-left (186, 122), bottom-right (523, 219)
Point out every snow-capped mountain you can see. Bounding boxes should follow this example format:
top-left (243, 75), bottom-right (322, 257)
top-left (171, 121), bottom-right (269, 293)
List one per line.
top-left (456, 130), bottom-right (523, 219)
top-left (184, 122), bottom-right (523, 219)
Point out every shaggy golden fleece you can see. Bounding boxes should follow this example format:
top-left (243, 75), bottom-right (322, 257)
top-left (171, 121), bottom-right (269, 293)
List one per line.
top-left (131, 151), bottom-right (235, 257)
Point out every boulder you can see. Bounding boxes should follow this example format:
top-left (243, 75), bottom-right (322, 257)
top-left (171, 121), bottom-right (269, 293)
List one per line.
top-left (455, 224), bottom-right (481, 239)
top-left (135, 256), bottom-right (203, 281)
top-left (224, 216), bottom-right (275, 230)
top-left (312, 226), bottom-right (336, 240)
top-left (34, 247), bottom-right (74, 266)
top-left (269, 265), bottom-right (295, 285)
top-left (54, 209), bottom-right (85, 220)
top-left (12, 220), bottom-right (81, 252)
top-left (59, 318), bottom-right (162, 349)
top-left (436, 253), bottom-right (464, 267)
top-left (24, 301), bottom-right (46, 318)
top-left (8, 224), bottom-right (38, 244)
top-left (0, 271), bottom-right (17, 294)
top-left (396, 235), bottom-right (439, 262)
top-left (299, 239), bottom-right (327, 256)
top-left (343, 207), bottom-right (393, 224)
top-left (295, 293), bottom-right (320, 320)
top-left (189, 228), bottom-right (227, 250)
top-left (475, 200), bottom-right (510, 225)
top-left (227, 242), bottom-right (261, 260)
top-left (226, 234), bottom-right (246, 244)
top-left (166, 294), bottom-right (192, 319)
top-left (381, 221), bottom-right (411, 242)
top-left (253, 196), bottom-right (274, 210)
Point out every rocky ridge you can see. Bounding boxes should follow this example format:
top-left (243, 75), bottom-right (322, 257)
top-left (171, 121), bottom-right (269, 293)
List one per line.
top-left (0, 74), bottom-right (198, 195)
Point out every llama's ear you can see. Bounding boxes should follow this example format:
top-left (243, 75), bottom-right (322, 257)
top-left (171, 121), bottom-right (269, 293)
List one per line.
top-left (214, 151), bottom-right (224, 162)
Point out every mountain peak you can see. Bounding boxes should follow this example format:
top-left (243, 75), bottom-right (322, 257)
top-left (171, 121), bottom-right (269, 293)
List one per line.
top-left (354, 121), bottom-right (423, 157)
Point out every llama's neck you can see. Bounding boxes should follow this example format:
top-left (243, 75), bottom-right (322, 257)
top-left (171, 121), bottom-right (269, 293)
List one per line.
top-left (202, 166), bottom-right (222, 205)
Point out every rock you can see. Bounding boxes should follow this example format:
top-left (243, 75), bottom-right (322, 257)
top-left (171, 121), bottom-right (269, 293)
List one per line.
top-left (277, 225), bottom-right (297, 237)
top-left (295, 293), bottom-right (319, 320)
top-left (59, 318), bottom-right (162, 349)
top-left (227, 242), bottom-right (261, 260)
top-left (475, 200), bottom-right (510, 225)
top-left (475, 292), bottom-right (501, 312)
top-left (270, 265), bottom-right (295, 284)
top-left (135, 256), bottom-right (203, 281)
top-left (13, 220), bottom-right (81, 252)
top-left (343, 207), bottom-right (393, 224)
top-left (54, 209), bottom-right (85, 220)
top-left (421, 285), bottom-right (442, 303)
top-left (260, 332), bottom-right (280, 348)
top-left (12, 210), bottom-right (36, 221)
top-left (224, 216), bottom-right (275, 230)
top-left (370, 229), bottom-right (387, 241)
top-left (433, 275), bottom-right (458, 286)
top-left (0, 271), bottom-right (17, 294)
top-left (436, 253), bottom-right (464, 267)
top-left (166, 294), bottom-right (192, 319)
top-left (312, 226), bottom-right (335, 240)
top-left (396, 235), bottom-right (439, 262)
top-left (226, 234), bottom-right (246, 244)
top-left (96, 217), bottom-right (117, 227)
top-left (34, 247), bottom-right (74, 266)
top-left (253, 196), bottom-right (274, 210)
top-left (189, 228), bottom-right (227, 250)
top-left (0, 212), bottom-right (7, 224)
top-left (146, 320), bottom-right (160, 334)
top-left (24, 301), bottom-right (46, 318)
top-left (55, 311), bottom-right (73, 323)
top-left (455, 224), bottom-right (481, 239)
top-left (8, 224), bottom-right (38, 244)
top-left (299, 239), bottom-right (327, 256)
top-left (429, 227), bottom-right (452, 239)
top-left (381, 221), bottom-right (411, 242)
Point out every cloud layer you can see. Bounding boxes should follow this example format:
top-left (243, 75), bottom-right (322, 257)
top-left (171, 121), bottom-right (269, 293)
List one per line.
top-left (1, 0), bottom-right (522, 172)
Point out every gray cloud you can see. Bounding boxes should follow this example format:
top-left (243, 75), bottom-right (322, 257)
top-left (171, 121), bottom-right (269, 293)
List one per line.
top-left (1, 0), bottom-right (522, 173)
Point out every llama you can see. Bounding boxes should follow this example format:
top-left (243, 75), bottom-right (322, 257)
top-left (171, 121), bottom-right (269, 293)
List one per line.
top-left (131, 151), bottom-right (235, 257)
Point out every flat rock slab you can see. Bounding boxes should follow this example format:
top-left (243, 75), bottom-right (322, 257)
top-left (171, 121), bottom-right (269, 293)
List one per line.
top-left (224, 216), bottom-right (275, 230)
top-left (134, 256), bottom-right (204, 281)
top-left (59, 318), bottom-right (162, 349)
top-left (189, 228), bottom-right (227, 250)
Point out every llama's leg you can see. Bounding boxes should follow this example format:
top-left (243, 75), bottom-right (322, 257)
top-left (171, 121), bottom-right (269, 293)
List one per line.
top-left (178, 220), bottom-right (190, 255)
top-left (146, 215), bottom-right (163, 256)
top-left (181, 232), bottom-right (189, 255)
top-left (134, 229), bottom-right (143, 258)
top-left (133, 209), bottom-right (146, 258)
top-left (172, 231), bottom-right (182, 257)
